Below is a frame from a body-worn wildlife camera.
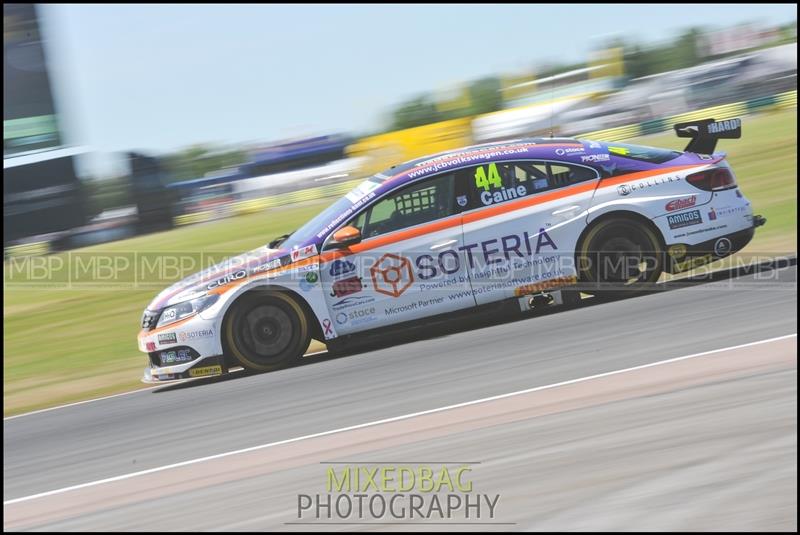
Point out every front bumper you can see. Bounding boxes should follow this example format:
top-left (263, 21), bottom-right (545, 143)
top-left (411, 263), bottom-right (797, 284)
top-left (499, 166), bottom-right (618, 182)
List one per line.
top-left (142, 354), bottom-right (227, 383)
top-left (137, 313), bottom-right (226, 383)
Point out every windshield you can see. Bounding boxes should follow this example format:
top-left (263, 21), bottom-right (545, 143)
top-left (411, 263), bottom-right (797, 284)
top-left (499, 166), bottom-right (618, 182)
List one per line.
top-left (279, 174), bottom-right (388, 249)
top-left (605, 142), bottom-right (682, 163)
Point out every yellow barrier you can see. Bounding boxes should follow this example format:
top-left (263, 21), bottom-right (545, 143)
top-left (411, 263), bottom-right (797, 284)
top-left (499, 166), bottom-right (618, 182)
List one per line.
top-left (346, 117), bottom-right (473, 176)
top-left (5, 241), bottom-right (50, 258)
top-left (776, 89), bottom-right (798, 110)
top-left (580, 123), bottom-right (642, 142)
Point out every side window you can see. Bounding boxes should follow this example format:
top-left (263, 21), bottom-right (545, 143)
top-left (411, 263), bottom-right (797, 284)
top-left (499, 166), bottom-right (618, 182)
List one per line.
top-left (459, 160), bottom-right (598, 210)
top-left (546, 162), bottom-right (597, 187)
top-left (347, 172), bottom-right (457, 239)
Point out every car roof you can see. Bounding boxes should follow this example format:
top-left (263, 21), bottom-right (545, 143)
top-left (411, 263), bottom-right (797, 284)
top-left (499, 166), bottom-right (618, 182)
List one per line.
top-left (393, 137), bottom-right (583, 170)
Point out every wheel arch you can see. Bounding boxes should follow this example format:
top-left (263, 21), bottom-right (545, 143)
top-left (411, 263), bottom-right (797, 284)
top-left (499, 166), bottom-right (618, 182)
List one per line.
top-left (576, 209), bottom-right (667, 267)
top-left (218, 283), bottom-right (324, 347)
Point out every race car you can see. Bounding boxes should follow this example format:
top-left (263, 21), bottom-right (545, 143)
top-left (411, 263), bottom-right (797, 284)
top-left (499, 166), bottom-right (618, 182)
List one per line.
top-left (138, 117), bottom-right (765, 382)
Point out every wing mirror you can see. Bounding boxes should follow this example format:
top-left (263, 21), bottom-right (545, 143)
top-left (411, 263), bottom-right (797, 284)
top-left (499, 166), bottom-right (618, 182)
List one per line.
top-left (329, 226), bottom-right (362, 248)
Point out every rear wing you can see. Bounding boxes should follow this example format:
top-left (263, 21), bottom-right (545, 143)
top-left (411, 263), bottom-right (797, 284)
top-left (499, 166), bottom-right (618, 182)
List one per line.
top-left (674, 118), bottom-right (741, 155)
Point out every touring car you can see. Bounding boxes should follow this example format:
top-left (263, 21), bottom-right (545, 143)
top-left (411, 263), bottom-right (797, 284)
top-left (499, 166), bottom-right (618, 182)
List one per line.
top-left (138, 117), bottom-right (765, 382)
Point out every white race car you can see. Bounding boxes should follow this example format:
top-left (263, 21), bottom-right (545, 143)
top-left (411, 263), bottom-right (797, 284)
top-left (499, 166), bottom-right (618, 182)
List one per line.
top-left (138, 118), bottom-right (764, 382)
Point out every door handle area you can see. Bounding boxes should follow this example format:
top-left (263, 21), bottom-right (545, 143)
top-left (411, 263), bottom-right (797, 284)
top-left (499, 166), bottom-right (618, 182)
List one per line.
top-left (431, 239), bottom-right (458, 250)
top-left (551, 205), bottom-right (581, 216)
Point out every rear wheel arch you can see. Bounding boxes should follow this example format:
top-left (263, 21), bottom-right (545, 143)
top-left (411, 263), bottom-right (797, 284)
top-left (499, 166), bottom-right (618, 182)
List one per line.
top-left (575, 210), bottom-right (666, 291)
top-left (577, 210), bottom-right (666, 264)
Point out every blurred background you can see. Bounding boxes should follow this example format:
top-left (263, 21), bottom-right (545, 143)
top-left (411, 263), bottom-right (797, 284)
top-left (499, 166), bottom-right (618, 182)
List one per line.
top-left (3, 4), bottom-right (797, 414)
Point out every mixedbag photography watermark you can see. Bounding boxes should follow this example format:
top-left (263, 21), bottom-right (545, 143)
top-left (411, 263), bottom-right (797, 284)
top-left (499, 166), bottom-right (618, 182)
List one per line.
top-left (295, 463), bottom-right (501, 523)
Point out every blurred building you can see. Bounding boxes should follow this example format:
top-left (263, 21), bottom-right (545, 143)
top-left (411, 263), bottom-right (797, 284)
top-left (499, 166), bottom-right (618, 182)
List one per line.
top-left (3, 3), bottom-right (88, 247)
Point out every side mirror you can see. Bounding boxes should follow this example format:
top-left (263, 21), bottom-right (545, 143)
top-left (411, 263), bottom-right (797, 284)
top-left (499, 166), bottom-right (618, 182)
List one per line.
top-left (329, 226), bottom-right (362, 248)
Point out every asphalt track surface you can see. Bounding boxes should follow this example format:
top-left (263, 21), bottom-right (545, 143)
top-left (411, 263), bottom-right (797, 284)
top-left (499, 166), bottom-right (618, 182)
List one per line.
top-left (4, 261), bottom-right (798, 531)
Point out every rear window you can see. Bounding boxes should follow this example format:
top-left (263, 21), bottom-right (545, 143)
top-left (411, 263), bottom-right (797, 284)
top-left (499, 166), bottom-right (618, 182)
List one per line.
top-left (605, 143), bottom-right (681, 164)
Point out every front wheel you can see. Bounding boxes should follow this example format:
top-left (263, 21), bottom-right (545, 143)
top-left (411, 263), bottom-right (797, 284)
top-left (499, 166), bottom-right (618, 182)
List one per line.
top-left (223, 292), bottom-right (310, 372)
top-left (577, 217), bottom-right (664, 297)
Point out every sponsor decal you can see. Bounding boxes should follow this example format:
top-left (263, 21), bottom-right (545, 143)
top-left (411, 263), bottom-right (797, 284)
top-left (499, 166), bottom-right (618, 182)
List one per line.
top-left (407, 145), bottom-right (530, 179)
top-left (708, 207), bottom-right (717, 220)
top-left (158, 333), bottom-right (177, 345)
top-left (708, 118), bottom-right (740, 134)
top-left (161, 308), bottom-right (177, 323)
top-left (330, 276), bottom-right (364, 298)
top-left (317, 190), bottom-right (377, 239)
top-left (345, 179), bottom-right (381, 204)
top-left (160, 349), bottom-right (194, 365)
top-left (252, 257), bottom-right (282, 274)
top-left (532, 177), bottom-right (548, 191)
top-left (207, 269), bottom-right (247, 290)
top-left (555, 147), bottom-right (584, 156)
top-left (616, 175), bottom-right (682, 196)
top-left (667, 244), bottom-right (688, 259)
top-left (291, 244), bottom-right (318, 262)
top-left (415, 229), bottom-right (557, 281)
top-left (335, 307), bottom-right (377, 326)
top-left (667, 210), bottom-right (703, 230)
top-left (456, 195), bottom-right (468, 207)
top-left (300, 271), bottom-right (319, 292)
top-left (580, 153), bottom-right (610, 163)
top-left (385, 296), bottom-right (446, 315)
top-left (178, 329), bottom-right (214, 342)
top-left (294, 262), bottom-right (319, 274)
top-left (588, 141), bottom-right (602, 149)
top-left (189, 365), bottom-right (222, 378)
top-left (673, 223), bottom-right (729, 238)
top-left (665, 195), bottom-right (697, 212)
top-left (480, 185), bottom-right (528, 206)
top-left (714, 237), bottom-right (732, 256)
top-left (322, 318), bottom-right (334, 338)
top-left (714, 205), bottom-right (750, 218)
top-left (331, 295), bottom-right (375, 310)
top-left (370, 254), bottom-right (415, 297)
top-left (513, 275), bottom-right (578, 297)
top-left (329, 259), bottom-right (356, 277)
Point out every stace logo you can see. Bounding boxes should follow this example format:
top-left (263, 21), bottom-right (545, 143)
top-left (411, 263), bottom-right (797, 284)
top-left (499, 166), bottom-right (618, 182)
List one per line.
top-left (370, 253), bottom-right (415, 297)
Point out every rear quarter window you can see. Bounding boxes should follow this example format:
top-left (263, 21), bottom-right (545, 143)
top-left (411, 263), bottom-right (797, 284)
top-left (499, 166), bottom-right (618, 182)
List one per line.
top-left (606, 143), bottom-right (682, 164)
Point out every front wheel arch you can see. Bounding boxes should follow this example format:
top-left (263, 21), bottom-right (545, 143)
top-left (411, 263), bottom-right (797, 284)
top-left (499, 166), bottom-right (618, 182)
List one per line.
top-left (220, 287), bottom-right (319, 370)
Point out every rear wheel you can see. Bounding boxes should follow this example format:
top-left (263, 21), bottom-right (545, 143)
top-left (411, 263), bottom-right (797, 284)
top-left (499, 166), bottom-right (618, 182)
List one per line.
top-left (224, 292), bottom-right (310, 372)
top-left (578, 217), bottom-right (664, 297)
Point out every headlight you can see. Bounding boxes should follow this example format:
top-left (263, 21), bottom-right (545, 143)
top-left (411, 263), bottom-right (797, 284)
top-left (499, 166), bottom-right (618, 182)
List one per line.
top-left (156, 294), bottom-right (219, 328)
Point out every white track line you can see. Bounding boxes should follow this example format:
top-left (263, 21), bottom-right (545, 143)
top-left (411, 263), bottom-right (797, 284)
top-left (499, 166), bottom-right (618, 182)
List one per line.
top-left (3, 386), bottom-right (162, 421)
top-left (3, 351), bottom-right (330, 421)
top-left (4, 333), bottom-right (795, 506)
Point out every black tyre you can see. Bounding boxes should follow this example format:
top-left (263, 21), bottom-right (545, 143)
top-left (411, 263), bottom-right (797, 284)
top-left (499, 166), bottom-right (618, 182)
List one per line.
top-left (223, 292), bottom-right (310, 372)
top-left (577, 217), bottom-right (664, 297)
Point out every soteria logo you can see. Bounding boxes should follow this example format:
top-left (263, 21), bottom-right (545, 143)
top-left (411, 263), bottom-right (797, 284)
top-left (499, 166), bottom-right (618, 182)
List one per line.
top-left (370, 253), bottom-right (414, 298)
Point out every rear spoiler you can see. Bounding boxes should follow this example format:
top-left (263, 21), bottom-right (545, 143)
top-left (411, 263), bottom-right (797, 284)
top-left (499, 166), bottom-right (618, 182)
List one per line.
top-left (674, 118), bottom-right (741, 155)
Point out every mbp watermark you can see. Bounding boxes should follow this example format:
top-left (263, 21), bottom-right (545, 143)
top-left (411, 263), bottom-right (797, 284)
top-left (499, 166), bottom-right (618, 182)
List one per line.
top-left (294, 462), bottom-right (504, 525)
